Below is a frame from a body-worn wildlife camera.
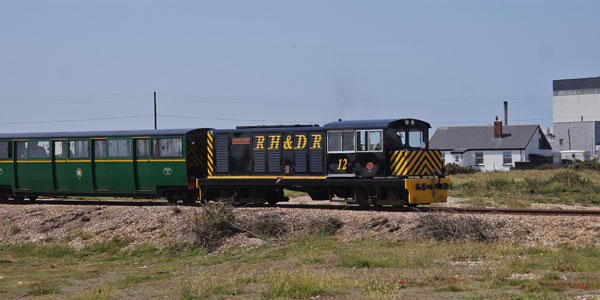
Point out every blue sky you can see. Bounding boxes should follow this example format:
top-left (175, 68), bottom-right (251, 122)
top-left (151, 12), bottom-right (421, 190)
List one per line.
top-left (1, 0), bottom-right (599, 134)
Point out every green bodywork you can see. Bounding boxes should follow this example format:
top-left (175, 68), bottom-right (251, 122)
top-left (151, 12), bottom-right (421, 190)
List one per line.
top-left (0, 129), bottom-right (206, 199)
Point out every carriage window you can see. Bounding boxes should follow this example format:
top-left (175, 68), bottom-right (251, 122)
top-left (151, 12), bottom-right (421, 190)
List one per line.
top-left (29, 141), bottom-right (50, 158)
top-left (69, 140), bottom-right (89, 158)
top-left (327, 131), bottom-right (355, 153)
top-left (357, 130), bottom-right (383, 152)
top-left (95, 140), bottom-right (107, 158)
top-left (0, 141), bottom-right (11, 159)
top-left (136, 139), bottom-right (149, 157)
top-left (108, 139), bottom-right (131, 157)
top-left (16, 141), bottom-right (28, 159)
top-left (152, 138), bottom-right (183, 157)
top-left (408, 131), bottom-right (424, 148)
top-left (54, 140), bottom-right (66, 159)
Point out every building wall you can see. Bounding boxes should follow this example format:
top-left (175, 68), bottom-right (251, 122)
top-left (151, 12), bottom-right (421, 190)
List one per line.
top-left (553, 94), bottom-right (600, 123)
top-left (443, 150), bottom-right (522, 172)
top-left (441, 130), bottom-right (553, 171)
top-left (551, 121), bottom-right (599, 158)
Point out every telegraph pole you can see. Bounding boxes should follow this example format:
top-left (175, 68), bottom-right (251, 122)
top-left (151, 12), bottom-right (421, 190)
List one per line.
top-left (154, 91), bottom-right (157, 130)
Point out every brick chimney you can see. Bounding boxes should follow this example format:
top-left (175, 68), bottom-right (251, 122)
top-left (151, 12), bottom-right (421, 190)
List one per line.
top-left (494, 116), bottom-right (502, 138)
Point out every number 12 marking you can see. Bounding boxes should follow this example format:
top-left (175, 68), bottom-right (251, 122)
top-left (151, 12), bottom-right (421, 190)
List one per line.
top-left (337, 158), bottom-right (348, 170)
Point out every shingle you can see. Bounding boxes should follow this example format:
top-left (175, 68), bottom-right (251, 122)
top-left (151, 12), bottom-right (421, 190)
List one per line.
top-left (430, 125), bottom-right (540, 150)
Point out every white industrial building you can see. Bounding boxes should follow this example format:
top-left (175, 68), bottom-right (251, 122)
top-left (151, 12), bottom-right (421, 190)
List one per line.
top-left (552, 77), bottom-right (600, 160)
top-left (430, 119), bottom-right (553, 172)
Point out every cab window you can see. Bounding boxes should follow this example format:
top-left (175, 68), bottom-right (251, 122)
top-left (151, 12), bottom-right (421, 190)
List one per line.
top-left (408, 130), bottom-right (424, 148)
top-left (357, 130), bottom-right (383, 152)
top-left (327, 131), bottom-right (354, 153)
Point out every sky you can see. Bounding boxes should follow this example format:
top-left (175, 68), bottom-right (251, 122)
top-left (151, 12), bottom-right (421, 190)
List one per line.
top-left (1, 0), bottom-right (600, 135)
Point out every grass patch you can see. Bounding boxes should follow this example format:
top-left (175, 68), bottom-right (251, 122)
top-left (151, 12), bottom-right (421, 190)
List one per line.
top-left (450, 169), bottom-right (600, 207)
top-left (26, 281), bottom-right (61, 296)
top-left (83, 237), bottom-right (133, 255)
top-left (265, 269), bottom-right (342, 298)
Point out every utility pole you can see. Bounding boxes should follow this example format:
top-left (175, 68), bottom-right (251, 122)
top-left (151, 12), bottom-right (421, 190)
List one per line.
top-left (154, 91), bottom-right (157, 130)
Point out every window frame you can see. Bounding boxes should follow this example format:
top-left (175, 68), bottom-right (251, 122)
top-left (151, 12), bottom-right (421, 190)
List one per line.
top-left (135, 138), bottom-right (150, 158)
top-left (327, 130), bottom-right (356, 154)
top-left (503, 151), bottom-right (512, 165)
top-left (356, 129), bottom-right (384, 153)
top-left (0, 141), bottom-right (12, 159)
top-left (107, 138), bottom-right (132, 158)
top-left (93, 139), bottom-right (108, 159)
top-left (407, 129), bottom-right (425, 149)
top-left (16, 140), bottom-right (28, 160)
top-left (151, 137), bottom-right (184, 158)
top-left (53, 140), bottom-right (67, 159)
top-left (474, 151), bottom-right (484, 166)
top-left (68, 139), bottom-right (90, 159)
top-left (28, 139), bottom-right (51, 159)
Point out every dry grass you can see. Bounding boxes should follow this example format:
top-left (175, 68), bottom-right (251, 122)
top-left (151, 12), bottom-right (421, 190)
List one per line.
top-left (449, 169), bottom-right (600, 207)
top-left (413, 212), bottom-right (497, 242)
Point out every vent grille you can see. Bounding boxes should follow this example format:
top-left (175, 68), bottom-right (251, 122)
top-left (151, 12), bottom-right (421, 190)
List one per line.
top-left (215, 134), bottom-right (229, 173)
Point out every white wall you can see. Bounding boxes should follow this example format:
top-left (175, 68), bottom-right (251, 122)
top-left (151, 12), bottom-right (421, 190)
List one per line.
top-left (443, 150), bottom-right (518, 171)
top-left (553, 94), bottom-right (600, 123)
top-left (441, 127), bottom-right (554, 172)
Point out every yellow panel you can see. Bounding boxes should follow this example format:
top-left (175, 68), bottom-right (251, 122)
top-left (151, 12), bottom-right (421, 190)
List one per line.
top-left (404, 178), bottom-right (451, 204)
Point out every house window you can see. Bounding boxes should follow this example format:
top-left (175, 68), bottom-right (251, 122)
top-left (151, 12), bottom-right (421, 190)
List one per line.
top-left (454, 154), bottom-right (460, 162)
top-left (441, 151), bottom-right (445, 164)
top-left (503, 151), bottom-right (512, 165)
top-left (475, 152), bottom-right (484, 165)
top-left (559, 139), bottom-right (564, 145)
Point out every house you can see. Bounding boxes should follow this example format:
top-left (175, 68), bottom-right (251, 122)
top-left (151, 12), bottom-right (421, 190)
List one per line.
top-left (430, 118), bottom-right (553, 171)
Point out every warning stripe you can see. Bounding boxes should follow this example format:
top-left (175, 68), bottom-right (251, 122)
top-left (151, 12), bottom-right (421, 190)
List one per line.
top-left (207, 131), bottom-right (214, 175)
top-left (389, 149), bottom-right (443, 176)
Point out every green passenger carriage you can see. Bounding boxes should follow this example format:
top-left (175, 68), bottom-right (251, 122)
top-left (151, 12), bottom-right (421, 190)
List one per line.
top-left (0, 129), bottom-right (209, 203)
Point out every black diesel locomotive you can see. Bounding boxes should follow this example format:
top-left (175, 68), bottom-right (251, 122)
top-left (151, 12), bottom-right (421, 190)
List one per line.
top-left (197, 118), bottom-right (450, 206)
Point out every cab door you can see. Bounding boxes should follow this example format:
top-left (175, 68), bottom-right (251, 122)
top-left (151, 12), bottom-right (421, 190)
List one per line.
top-left (355, 129), bottom-right (385, 177)
top-left (326, 130), bottom-right (355, 177)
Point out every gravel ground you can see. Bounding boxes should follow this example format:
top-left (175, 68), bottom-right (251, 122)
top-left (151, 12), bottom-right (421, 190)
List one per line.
top-left (1, 200), bottom-right (599, 250)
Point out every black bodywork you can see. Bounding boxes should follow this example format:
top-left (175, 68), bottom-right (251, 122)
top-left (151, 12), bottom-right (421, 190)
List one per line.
top-left (197, 119), bottom-right (445, 206)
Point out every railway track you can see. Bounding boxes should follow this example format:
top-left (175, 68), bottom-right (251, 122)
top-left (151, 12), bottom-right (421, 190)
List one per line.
top-left (1, 199), bottom-right (600, 216)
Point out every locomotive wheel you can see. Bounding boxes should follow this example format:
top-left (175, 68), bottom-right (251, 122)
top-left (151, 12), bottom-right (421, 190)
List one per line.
top-left (13, 195), bottom-right (25, 202)
top-left (354, 188), bottom-right (370, 207)
top-left (28, 196), bottom-right (38, 202)
top-left (183, 191), bottom-right (197, 204)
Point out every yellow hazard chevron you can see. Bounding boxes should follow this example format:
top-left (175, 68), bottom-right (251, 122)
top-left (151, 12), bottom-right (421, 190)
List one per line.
top-left (207, 131), bottom-right (214, 176)
top-left (389, 149), bottom-right (442, 176)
